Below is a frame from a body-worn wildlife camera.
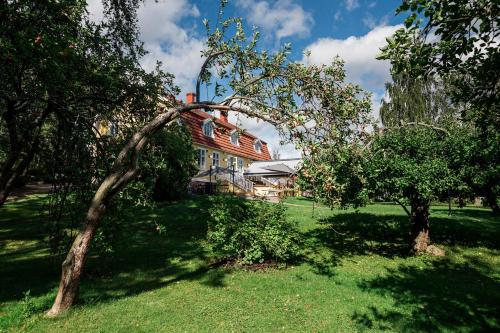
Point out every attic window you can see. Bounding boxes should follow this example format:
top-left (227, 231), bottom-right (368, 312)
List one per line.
top-left (202, 119), bottom-right (214, 138)
top-left (254, 139), bottom-right (262, 153)
top-left (230, 130), bottom-right (239, 146)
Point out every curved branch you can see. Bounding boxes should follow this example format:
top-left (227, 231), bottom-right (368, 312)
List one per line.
top-left (196, 51), bottom-right (226, 103)
top-left (395, 199), bottom-right (411, 216)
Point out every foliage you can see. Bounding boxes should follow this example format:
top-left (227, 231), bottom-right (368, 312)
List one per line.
top-left (151, 123), bottom-right (197, 202)
top-left (378, 0), bottom-right (499, 109)
top-left (298, 145), bottom-right (368, 208)
top-left (207, 195), bottom-right (300, 264)
top-left (365, 126), bottom-right (459, 207)
top-left (0, 0), bottom-right (177, 204)
top-left (378, 1), bottom-right (500, 212)
top-left (380, 75), bottom-right (459, 127)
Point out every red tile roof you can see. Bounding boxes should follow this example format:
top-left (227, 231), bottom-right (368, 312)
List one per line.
top-left (181, 109), bottom-right (272, 161)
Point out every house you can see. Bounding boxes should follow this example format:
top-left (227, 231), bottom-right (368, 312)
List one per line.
top-left (180, 92), bottom-right (272, 193)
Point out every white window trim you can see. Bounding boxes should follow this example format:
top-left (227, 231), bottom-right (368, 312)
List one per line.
top-left (253, 139), bottom-right (262, 153)
top-left (212, 152), bottom-right (220, 167)
top-left (202, 119), bottom-right (214, 138)
top-left (237, 157), bottom-right (244, 173)
top-left (227, 155), bottom-right (236, 169)
top-left (198, 148), bottom-right (206, 169)
top-left (229, 129), bottom-right (239, 146)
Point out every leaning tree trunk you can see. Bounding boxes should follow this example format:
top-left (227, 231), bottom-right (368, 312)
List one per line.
top-left (47, 100), bottom-right (247, 316)
top-left (410, 203), bottom-right (430, 253)
top-left (46, 201), bottom-right (106, 316)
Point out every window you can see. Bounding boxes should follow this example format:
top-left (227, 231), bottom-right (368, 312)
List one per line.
top-left (230, 130), bottom-right (239, 146)
top-left (198, 149), bottom-right (206, 169)
top-left (254, 140), bottom-right (262, 153)
top-left (202, 120), bottom-right (214, 137)
top-left (212, 152), bottom-right (220, 167)
top-left (237, 157), bottom-right (244, 173)
top-left (227, 155), bottom-right (236, 169)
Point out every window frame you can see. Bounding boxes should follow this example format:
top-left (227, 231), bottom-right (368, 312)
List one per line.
top-left (253, 139), bottom-right (262, 153)
top-left (202, 119), bottom-right (214, 138)
top-left (198, 148), bottom-right (206, 169)
top-left (230, 130), bottom-right (239, 146)
top-left (237, 157), bottom-right (244, 173)
top-left (212, 152), bottom-right (220, 167)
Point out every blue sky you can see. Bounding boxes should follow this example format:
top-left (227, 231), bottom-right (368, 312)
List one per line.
top-left (88, 0), bottom-right (405, 157)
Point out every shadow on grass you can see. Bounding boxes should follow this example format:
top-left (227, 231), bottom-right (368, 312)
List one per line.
top-left (0, 196), bottom-right (228, 310)
top-left (352, 256), bottom-right (500, 332)
top-left (302, 207), bottom-right (499, 277)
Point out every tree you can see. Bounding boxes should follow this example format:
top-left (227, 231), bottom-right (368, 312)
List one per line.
top-left (380, 75), bottom-right (457, 127)
top-left (365, 126), bottom-right (458, 253)
top-left (378, 0), bottom-right (500, 213)
top-left (300, 76), bottom-right (468, 254)
top-left (0, 0), bottom-right (174, 206)
top-left (46, 5), bottom-right (372, 315)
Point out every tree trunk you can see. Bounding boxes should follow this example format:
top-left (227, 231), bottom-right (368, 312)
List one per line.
top-left (410, 203), bottom-right (430, 253)
top-left (46, 203), bottom-right (105, 316)
top-left (485, 188), bottom-right (499, 215)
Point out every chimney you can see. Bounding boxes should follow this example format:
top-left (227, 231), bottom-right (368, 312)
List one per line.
top-left (220, 111), bottom-right (228, 123)
top-left (186, 92), bottom-right (196, 104)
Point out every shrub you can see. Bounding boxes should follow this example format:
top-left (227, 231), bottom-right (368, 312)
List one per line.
top-left (150, 123), bottom-right (197, 202)
top-left (207, 195), bottom-right (300, 264)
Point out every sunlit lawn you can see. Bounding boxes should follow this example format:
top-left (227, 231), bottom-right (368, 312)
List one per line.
top-left (1, 195), bottom-right (499, 332)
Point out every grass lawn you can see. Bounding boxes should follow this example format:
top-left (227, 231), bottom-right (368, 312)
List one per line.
top-left (1, 195), bottom-right (499, 332)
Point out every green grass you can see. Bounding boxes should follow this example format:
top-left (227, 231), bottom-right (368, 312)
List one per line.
top-left (1, 196), bottom-right (499, 332)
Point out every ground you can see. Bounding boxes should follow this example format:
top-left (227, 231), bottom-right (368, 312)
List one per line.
top-left (0, 196), bottom-right (499, 332)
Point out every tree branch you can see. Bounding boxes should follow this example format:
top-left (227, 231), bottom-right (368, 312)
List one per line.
top-left (196, 51), bottom-right (226, 102)
top-left (395, 199), bottom-right (411, 216)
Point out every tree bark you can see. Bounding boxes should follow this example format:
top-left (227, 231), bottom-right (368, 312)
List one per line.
top-left (46, 202), bottom-right (105, 316)
top-left (410, 203), bottom-right (430, 253)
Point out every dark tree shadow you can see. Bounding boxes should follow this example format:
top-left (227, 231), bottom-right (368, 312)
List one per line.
top-left (352, 257), bottom-right (500, 332)
top-left (301, 212), bottom-right (409, 276)
top-left (0, 196), bottom-right (229, 309)
top-left (301, 207), bottom-right (499, 277)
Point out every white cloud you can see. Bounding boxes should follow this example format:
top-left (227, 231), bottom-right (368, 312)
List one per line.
top-left (137, 0), bottom-right (204, 92)
top-left (344, 0), bottom-right (360, 11)
top-left (237, 0), bottom-right (314, 40)
top-left (87, 0), bottom-right (204, 94)
top-left (302, 25), bottom-right (402, 92)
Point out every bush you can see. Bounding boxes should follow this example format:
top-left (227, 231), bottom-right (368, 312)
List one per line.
top-left (207, 195), bottom-right (300, 264)
top-left (150, 123), bottom-right (197, 202)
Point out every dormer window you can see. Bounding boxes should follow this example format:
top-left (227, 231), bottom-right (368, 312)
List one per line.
top-left (202, 119), bottom-right (214, 138)
top-left (254, 139), bottom-right (262, 153)
top-left (230, 130), bottom-right (239, 146)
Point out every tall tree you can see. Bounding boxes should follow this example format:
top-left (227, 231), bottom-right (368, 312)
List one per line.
top-left (47, 8), bottom-right (372, 315)
top-left (378, 0), bottom-right (500, 212)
